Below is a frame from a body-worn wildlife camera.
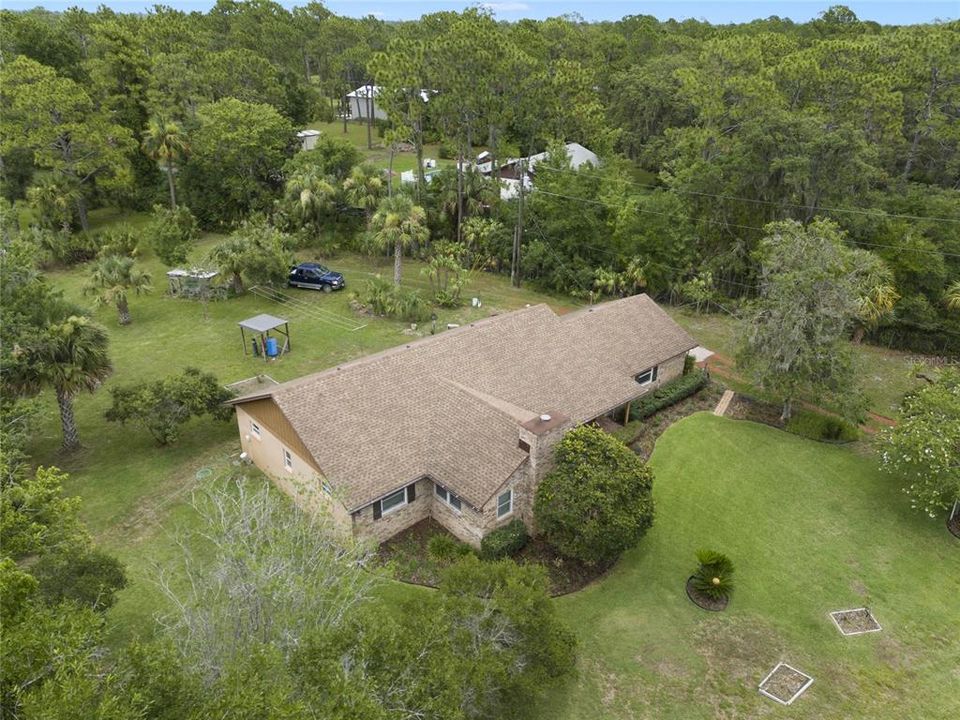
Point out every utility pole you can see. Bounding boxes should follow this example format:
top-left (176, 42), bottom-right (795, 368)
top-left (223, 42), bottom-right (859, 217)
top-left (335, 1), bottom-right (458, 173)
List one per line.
top-left (511, 158), bottom-right (525, 288)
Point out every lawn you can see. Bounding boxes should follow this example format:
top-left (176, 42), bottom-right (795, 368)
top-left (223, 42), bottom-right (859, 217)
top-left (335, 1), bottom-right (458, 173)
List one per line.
top-left (536, 413), bottom-right (960, 719)
top-left (28, 221), bottom-right (575, 643)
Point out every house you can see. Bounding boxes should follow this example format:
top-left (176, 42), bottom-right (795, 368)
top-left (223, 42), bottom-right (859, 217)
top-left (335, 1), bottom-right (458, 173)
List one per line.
top-left (296, 129), bottom-right (321, 151)
top-left (227, 295), bottom-right (696, 547)
top-left (488, 142), bottom-right (600, 199)
top-left (345, 84), bottom-right (387, 121)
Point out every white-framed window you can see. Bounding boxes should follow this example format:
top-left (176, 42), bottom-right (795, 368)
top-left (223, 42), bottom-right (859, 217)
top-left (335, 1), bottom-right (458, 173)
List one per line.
top-left (250, 420), bottom-right (262, 440)
top-left (496, 489), bottom-right (513, 519)
top-left (282, 448), bottom-right (293, 472)
top-left (435, 483), bottom-right (462, 513)
top-left (322, 480), bottom-right (332, 494)
top-left (635, 366), bottom-right (659, 385)
top-left (381, 488), bottom-right (407, 515)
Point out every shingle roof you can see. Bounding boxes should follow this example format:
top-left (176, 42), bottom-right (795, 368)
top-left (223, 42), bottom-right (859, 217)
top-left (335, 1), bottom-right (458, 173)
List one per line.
top-left (231, 295), bottom-right (695, 511)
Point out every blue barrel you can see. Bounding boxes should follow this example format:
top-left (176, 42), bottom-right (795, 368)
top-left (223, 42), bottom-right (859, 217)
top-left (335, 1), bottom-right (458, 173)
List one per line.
top-left (265, 337), bottom-right (279, 357)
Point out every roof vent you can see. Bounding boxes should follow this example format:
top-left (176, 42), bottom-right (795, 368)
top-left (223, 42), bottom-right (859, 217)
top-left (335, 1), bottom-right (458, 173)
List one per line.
top-left (540, 413), bottom-right (552, 422)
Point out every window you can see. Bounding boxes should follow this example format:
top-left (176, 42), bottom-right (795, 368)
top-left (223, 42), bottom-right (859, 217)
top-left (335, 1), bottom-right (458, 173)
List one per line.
top-left (635, 366), bottom-right (659, 385)
top-left (250, 421), bottom-right (262, 440)
top-left (518, 438), bottom-right (531, 453)
top-left (322, 480), bottom-right (332, 495)
top-left (282, 448), bottom-right (293, 471)
top-left (497, 489), bottom-right (513, 519)
top-left (435, 483), bottom-right (462, 513)
top-left (380, 488), bottom-right (407, 515)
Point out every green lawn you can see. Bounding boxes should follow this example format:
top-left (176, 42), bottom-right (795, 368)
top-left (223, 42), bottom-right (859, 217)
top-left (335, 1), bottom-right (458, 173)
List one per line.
top-left (537, 413), bottom-right (959, 720)
top-left (29, 226), bottom-right (575, 643)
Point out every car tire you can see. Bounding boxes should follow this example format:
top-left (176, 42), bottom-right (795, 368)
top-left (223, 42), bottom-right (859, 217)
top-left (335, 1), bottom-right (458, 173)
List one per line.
top-left (322, 284), bottom-right (332, 293)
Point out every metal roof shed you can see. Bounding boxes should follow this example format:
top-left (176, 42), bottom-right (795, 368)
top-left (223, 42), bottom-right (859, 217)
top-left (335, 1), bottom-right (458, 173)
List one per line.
top-left (239, 314), bottom-right (290, 360)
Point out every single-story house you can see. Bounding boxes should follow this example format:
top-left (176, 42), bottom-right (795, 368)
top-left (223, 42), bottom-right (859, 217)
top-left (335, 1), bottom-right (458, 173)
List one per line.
top-left (228, 295), bottom-right (696, 547)
top-left (296, 129), bottom-right (321, 151)
top-left (345, 86), bottom-right (433, 122)
top-left (492, 142), bottom-right (599, 199)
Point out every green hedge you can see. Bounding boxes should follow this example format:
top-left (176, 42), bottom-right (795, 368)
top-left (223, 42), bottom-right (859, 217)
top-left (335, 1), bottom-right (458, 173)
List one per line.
top-left (480, 519), bottom-right (529, 560)
top-left (630, 369), bottom-right (708, 420)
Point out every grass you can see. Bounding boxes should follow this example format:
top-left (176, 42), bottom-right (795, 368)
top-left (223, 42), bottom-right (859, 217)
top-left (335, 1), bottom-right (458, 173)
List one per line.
top-left (664, 306), bottom-right (923, 419)
top-left (535, 413), bottom-right (960, 720)
top-left (28, 219), bottom-right (575, 644)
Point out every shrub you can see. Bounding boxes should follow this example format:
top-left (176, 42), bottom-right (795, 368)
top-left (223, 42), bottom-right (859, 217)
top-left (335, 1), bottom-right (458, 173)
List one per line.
top-left (786, 410), bottom-right (859, 442)
top-left (147, 205), bottom-right (198, 266)
top-left (427, 533), bottom-right (474, 563)
top-left (352, 275), bottom-right (430, 322)
top-left (480, 519), bottom-right (529, 560)
top-left (31, 228), bottom-right (100, 267)
top-left (534, 426), bottom-right (655, 566)
top-left (630, 369), bottom-right (708, 420)
top-left (690, 549), bottom-right (734, 602)
top-left (97, 226), bottom-right (140, 258)
top-left (437, 142), bottom-right (455, 160)
top-left (683, 353), bottom-right (696, 375)
top-left (105, 368), bottom-right (234, 445)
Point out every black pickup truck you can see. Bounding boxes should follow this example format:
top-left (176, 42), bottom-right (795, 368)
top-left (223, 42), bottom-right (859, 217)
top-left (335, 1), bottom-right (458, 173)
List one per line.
top-left (287, 263), bottom-right (345, 293)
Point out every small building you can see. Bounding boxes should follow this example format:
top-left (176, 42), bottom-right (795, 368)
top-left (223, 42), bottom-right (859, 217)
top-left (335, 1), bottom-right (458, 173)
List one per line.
top-left (345, 85), bottom-right (387, 121)
top-left (490, 142), bottom-right (600, 199)
top-left (166, 268), bottom-right (220, 298)
top-left (296, 129), bottom-right (321, 151)
top-left (228, 295), bottom-right (696, 547)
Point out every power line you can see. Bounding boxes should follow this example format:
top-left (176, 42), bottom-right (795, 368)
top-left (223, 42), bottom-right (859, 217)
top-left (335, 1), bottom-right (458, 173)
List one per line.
top-left (534, 163), bottom-right (960, 226)
top-left (531, 187), bottom-right (960, 260)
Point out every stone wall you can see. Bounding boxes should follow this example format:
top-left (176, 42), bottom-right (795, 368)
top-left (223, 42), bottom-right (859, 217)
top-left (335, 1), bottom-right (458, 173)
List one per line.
top-left (351, 477), bottom-right (433, 544)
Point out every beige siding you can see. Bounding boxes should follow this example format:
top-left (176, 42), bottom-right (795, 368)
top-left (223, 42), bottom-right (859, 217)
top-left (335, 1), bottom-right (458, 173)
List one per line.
top-left (235, 406), bottom-right (351, 534)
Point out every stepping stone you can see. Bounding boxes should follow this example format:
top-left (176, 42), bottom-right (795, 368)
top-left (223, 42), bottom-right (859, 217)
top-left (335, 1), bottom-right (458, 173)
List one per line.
top-left (714, 390), bottom-right (735, 416)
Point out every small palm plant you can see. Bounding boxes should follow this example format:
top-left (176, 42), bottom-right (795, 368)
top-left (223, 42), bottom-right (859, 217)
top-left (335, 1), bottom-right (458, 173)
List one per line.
top-left (84, 254), bottom-right (152, 325)
top-left (691, 549), bottom-right (735, 602)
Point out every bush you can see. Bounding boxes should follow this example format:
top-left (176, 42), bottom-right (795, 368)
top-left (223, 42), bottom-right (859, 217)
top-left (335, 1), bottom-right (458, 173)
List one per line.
top-left (786, 410), bottom-right (859, 442)
top-left (534, 426), bottom-right (655, 566)
top-left (630, 369), bottom-right (708, 420)
top-left (437, 142), bottom-right (455, 160)
top-left (147, 205), bottom-right (198, 266)
top-left (427, 534), bottom-right (474, 563)
top-left (480, 519), bottom-right (529, 560)
top-left (97, 226), bottom-right (140, 258)
top-left (690, 549), bottom-right (734, 602)
top-left (683, 353), bottom-right (696, 375)
top-left (30, 228), bottom-right (100, 267)
top-left (352, 275), bottom-right (430, 322)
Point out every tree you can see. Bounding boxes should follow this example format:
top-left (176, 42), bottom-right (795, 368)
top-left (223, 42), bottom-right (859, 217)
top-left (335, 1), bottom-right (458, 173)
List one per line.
top-left (534, 425), bottom-right (655, 565)
top-left (83, 254), bottom-right (152, 325)
top-left (180, 98), bottom-right (293, 227)
top-left (945, 281), bottom-right (960, 312)
top-left (146, 204), bottom-right (198, 266)
top-left (206, 236), bottom-right (250, 294)
top-left (7, 315), bottom-right (112, 452)
top-left (283, 167), bottom-right (337, 247)
top-left (142, 115), bottom-right (189, 209)
top-left (848, 249), bottom-right (899, 343)
top-left (0, 56), bottom-right (134, 231)
top-left (207, 220), bottom-right (294, 291)
top-left (370, 194), bottom-right (429, 286)
top-left (105, 367), bottom-right (233, 445)
top-left (737, 219), bottom-right (864, 421)
top-left (342, 162), bottom-right (384, 224)
top-left (877, 368), bottom-right (960, 518)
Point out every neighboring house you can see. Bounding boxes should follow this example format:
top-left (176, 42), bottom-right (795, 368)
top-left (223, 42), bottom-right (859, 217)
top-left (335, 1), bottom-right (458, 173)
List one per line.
top-left (345, 84), bottom-right (387, 120)
top-left (296, 129), bottom-right (321, 151)
top-left (228, 295), bottom-right (696, 547)
top-left (487, 142), bottom-right (600, 199)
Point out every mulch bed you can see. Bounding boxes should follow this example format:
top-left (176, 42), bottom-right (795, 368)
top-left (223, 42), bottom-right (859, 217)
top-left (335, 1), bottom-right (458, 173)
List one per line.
top-left (627, 380), bottom-right (725, 459)
top-left (725, 393), bottom-right (785, 429)
top-left (685, 576), bottom-right (728, 611)
top-left (830, 607), bottom-right (882, 635)
top-left (759, 662), bottom-right (814, 705)
top-left (375, 518), bottom-right (611, 595)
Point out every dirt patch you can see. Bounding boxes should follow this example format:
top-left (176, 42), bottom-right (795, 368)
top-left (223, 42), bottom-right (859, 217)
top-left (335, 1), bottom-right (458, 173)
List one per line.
top-left (685, 576), bottom-right (729, 611)
top-left (830, 607), bottom-right (882, 635)
top-left (759, 662), bottom-right (814, 705)
top-left (376, 518), bottom-right (612, 595)
top-left (726, 393), bottom-right (784, 428)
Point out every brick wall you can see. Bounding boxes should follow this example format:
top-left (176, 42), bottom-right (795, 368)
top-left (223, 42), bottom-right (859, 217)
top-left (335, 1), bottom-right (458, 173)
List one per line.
top-left (351, 477), bottom-right (432, 544)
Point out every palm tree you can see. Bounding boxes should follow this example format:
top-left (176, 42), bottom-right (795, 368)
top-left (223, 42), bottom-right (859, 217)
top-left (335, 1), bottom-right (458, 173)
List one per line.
top-left (207, 236), bottom-right (251, 294)
top-left (83, 255), bottom-right (153, 325)
top-left (284, 168), bottom-right (337, 246)
top-left (142, 116), bottom-right (190, 209)
top-left (342, 163), bottom-right (385, 225)
top-left (10, 315), bottom-right (113, 452)
top-left (850, 250), bottom-right (899, 344)
top-left (945, 280), bottom-right (960, 312)
top-left (26, 177), bottom-right (79, 232)
top-left (370, 195), bottom-right (429, 286)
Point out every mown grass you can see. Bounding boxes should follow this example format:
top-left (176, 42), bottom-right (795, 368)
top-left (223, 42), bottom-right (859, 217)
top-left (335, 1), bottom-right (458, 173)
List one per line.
top-left (536, 413), bottom-right (960, 720)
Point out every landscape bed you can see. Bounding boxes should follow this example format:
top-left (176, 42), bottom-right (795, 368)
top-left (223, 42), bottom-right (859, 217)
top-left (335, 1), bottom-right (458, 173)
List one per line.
top-left (758, 662), bottom-right (814, 706)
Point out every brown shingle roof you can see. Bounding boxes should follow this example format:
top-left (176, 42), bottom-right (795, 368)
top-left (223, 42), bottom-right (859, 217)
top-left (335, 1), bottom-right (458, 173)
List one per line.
top-left (231, 295), bottom-right (695, 511)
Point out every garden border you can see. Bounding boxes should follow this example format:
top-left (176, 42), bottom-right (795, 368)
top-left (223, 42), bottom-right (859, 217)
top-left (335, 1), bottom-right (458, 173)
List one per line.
top-left (829, 607), bottom-right (882, 636)
top-left (758, 662), bottom-right (814, 706)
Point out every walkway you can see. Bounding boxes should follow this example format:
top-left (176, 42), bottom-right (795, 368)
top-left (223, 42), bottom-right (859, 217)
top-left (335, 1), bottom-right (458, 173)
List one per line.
top-left (714, 390), bottom-right (736, 417)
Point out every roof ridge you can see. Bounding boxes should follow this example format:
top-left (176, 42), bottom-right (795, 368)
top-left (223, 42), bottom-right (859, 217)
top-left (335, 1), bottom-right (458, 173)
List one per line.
top-left (442, 378), bottom-right (539, 424)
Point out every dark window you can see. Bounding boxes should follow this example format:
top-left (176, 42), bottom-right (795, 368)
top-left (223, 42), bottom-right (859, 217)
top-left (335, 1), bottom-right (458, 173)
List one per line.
top-left (518, 438), bottom-right (531, 453)
top-left (406, 483), bottom-right (416, 503)
top-left (372, 500), bottom-right (382, 520)
top-left (635, 366), bottom-right (658, 385)
top-left (449, 494), bottom-right (462, 512)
